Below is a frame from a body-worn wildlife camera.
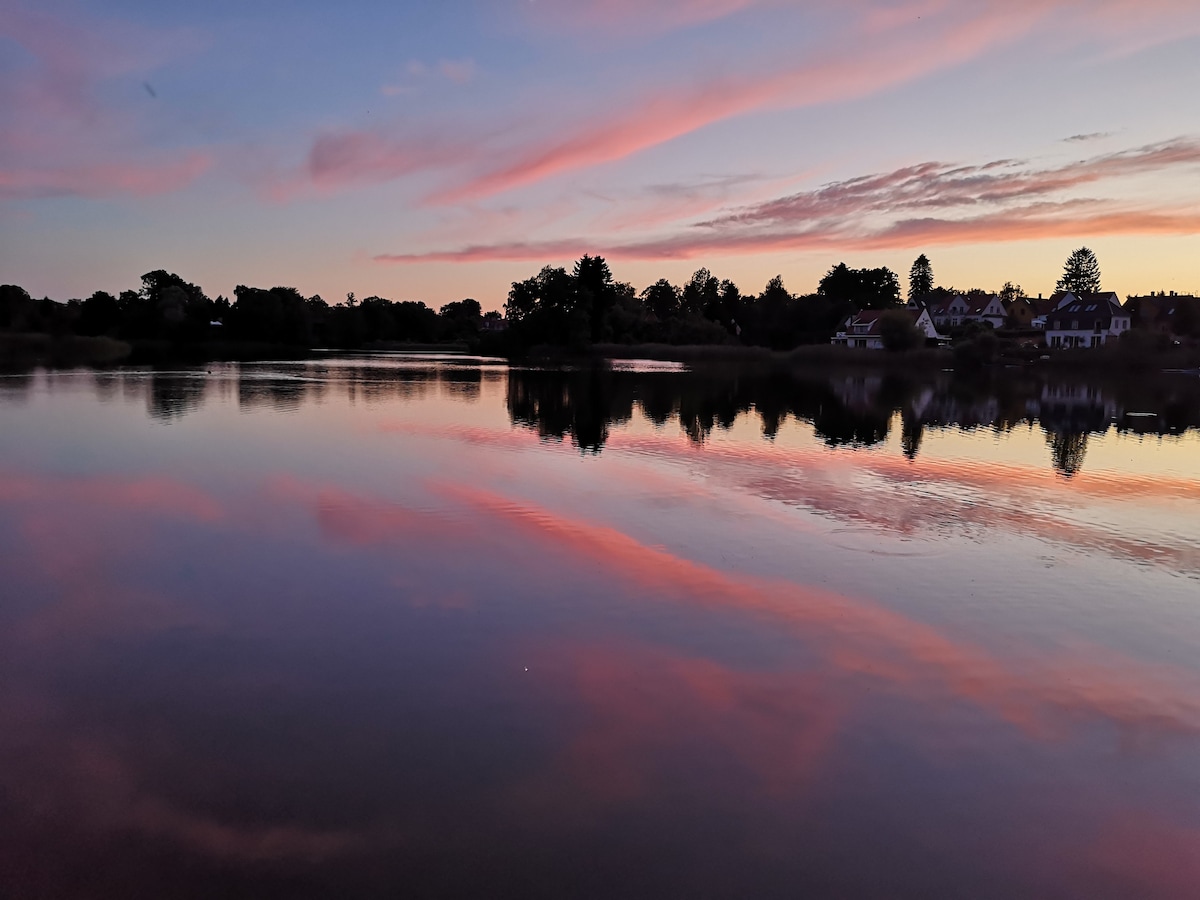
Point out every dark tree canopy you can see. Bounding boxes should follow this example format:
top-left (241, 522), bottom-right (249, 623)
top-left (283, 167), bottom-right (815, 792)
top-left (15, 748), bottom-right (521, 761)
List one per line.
top-left (819, 263), bottom-right (901, 310)
top-left (641, 279), bottom-right (680, 322)
top-left (879, 310), bottom-right (923, 352)
top-left (1056, 247), bottom-right (1102, 294)
top-left (908, 254), bottom-right (934, 300)
top-left (998, 281), bottom-right (1023, 305)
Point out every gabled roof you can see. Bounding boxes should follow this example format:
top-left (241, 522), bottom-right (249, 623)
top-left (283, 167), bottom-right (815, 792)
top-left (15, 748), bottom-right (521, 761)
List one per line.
top-left (1046, 294), bottom-right (1127, 330)
top-left (845, 308), bottom-right (922, 336)
top-left (1052, 290), bottom-right (1120, 310)
top-left (965, 294), bottom-right (1001, 315)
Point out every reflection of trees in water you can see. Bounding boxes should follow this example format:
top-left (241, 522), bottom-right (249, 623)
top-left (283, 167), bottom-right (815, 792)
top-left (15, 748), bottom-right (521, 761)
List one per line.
top-left (505, 368), bottom-right (897, 451)
top-left (1046, 431), bottom-right (1088, 477)
top-left (237, 374), bottom-right (305, 413)
top-left (0, 372), bottom-right (34, 404)
top-left (440, 368), bottom-right (482, 402)
top-left (504, 366), bottom-right (1200, 472)
top-left (148, 373), bottom-right (207, 421)
top-left (506, 368), bottom-right (634, 452)
top-left (901, 420), bottom-right (923, 461)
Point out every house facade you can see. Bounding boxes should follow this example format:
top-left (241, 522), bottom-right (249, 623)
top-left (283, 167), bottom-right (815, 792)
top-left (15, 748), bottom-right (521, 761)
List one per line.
top-left (831, 308), bottom-right (942, 350)
top-left (1044, 292), bottom-right (1131, 348)
top-left (927, 293), bottom-right (1006, 330)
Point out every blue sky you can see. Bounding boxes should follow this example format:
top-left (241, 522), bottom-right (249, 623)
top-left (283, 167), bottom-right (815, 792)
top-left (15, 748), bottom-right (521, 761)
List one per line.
top-left (2, 0), bottom-right (1200, 309)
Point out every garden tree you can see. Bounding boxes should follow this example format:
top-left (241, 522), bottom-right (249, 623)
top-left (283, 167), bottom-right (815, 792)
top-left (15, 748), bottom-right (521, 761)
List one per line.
top-left (504, 265), bottom-right (589, 348)
top-left (604, 281), bottom-right (656, 344)
top-left (749, 275), bottom-right (799, 350)
top-left (908, 254), bottom-right (934, 300)
top-left (1056, 247), bottom-right (1102, 294)
top-left (0, 284), bottom-right (33, 330)
top-left (713, 279), bottom-right (744, 331)
top-left (819, 263), bottom-right (901, 310)
top-left (681, 268), bottom-right (720, 317)
top-left (998, 281), bottom-right (1024, 305)
top-left (573, 254), bottom-right (615, 342)
top-left (228, 285), bottom-right (313, 344)
top-left (389, 300), bottom-right (441, 342)
top-left (439, 298), bottom-right (483, 340)
top-left (77, 291), bottom-right (121, 336)
top-left (878, 310), bottom-right (924, 352)
top-left (641, 279), bottom-right (680, 322)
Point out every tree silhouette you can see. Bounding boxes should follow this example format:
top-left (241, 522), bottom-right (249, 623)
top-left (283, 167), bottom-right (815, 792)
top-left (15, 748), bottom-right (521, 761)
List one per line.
top-left (641, 279), bottom-right (680, 322)
top-left (820, 263), bottom-right (901, 310)
top-left (908, 254), bottom-right (933, 300)
top-left (879, 310), bottom-right (923, 351)
top-left (998, 281), bottom-right (1023, 305)
top-left (1056, 247), bottom-right (1102, 294)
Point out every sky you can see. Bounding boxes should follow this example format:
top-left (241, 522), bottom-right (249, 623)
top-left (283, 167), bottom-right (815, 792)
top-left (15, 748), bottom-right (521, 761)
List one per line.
top-left (2, 0), bottom-right (1200, 312)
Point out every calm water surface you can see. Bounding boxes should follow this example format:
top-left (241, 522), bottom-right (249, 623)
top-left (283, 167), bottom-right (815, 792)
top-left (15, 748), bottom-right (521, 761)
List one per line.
top-left (2, 355), bottom-right (1199, 898)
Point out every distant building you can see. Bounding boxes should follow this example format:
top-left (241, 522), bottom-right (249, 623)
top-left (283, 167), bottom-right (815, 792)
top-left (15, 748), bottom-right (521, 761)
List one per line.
top-left (1125, 292), bottom-right (1199, 336)
top-left (1044, 292), bottom-right (1130, 348)
top-left (1003, 296), bottom-right (1036, 329)
top-left (965, 293), bottom-right (1007, 329)
top-left (831, 308), bottom-right (941, 350)
top-left (927, 294), bottom-right (970, 330)
top-left (926, 293), bottom-right (1005, 330)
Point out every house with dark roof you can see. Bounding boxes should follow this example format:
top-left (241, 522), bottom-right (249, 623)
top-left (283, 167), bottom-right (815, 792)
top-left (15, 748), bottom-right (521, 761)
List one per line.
top-left (1126, 292), bottom-right (1200, 336)
top-left (965, 293), bottom-right (1007, 329)
top-left (926, 293), bottom-right (1005, 330)
top-left (926, 295), bottom-right (970, 330)
top-left (1044, 292), bottom-right (1130, 348)
top-left (831, 308), bottom-right (942, 350)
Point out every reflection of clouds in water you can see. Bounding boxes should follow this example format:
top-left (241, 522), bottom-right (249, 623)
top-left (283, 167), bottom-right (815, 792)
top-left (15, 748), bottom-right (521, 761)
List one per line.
top-left (1, 460), bottom-right (1199, 893)
top-left (378, 420), bottom-right (1200, 575)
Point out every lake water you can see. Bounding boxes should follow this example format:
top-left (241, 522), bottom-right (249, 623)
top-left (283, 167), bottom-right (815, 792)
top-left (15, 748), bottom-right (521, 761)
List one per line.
top-left (1, 354), bottom-right (1199, 899)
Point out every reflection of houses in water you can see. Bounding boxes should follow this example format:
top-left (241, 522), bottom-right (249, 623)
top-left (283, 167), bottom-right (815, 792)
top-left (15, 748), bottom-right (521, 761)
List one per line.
top-left (1032, 382), bottom-right (1120, 434)
top-left (831, 375), bottom-right (884, 411)
top-left (903, 388), bottom-right (1000, 430)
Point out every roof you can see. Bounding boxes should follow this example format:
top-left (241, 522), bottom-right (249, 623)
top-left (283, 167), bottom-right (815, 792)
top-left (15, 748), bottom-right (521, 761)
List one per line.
top-left (965, 294), bottom-right (1001, 315)
top-left (1046, 294), bottom-right (1127, 330)
top-left (846, 308), bottom-right (921, 336)
top-left (1052, 290), bottom-right (1120, 310)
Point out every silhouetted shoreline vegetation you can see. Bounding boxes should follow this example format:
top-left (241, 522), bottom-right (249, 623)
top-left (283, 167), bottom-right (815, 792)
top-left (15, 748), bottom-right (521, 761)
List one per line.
top-left (9, 358), bottom-right (1197, 478)
top-left (3, 252), bottom-right (1198, 371)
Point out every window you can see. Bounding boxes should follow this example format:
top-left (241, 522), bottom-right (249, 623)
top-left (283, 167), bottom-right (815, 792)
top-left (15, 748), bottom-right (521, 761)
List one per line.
top-left (1094, 321), bottom-right (1103, 333)
top-left (1053, 320), bottom-right (1060, 329)
top-left (1091, 336), bottom-right (1101, 347)
top-left (1071, 320), bottom-right (1079, 330)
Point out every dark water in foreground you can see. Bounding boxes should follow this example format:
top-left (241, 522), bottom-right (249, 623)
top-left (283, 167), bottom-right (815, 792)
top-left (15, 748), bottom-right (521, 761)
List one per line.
top-left (2, 355), bottom-right (1199, 899)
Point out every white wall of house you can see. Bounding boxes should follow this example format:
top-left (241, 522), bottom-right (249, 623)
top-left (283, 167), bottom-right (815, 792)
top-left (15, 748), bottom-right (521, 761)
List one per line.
top-left (1045, 316), bottom-right (1131, 348)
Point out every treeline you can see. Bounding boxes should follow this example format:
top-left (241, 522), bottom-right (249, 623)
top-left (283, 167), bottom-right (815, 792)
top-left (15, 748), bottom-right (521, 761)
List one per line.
top-left (0, 272), bottom-right (493, 350)
top-left (503, 256), bottom-right (902, 351)
top-left (0, 255), bottom-right (908, 355)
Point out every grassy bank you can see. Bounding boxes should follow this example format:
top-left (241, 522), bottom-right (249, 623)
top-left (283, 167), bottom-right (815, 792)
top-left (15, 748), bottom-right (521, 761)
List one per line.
top-left (0, 333), bottom-right (132, 369)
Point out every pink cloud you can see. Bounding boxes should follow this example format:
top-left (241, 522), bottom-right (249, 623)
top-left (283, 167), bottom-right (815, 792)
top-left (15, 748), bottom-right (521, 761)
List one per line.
top-left (528, 0), bottom-right (767, 34)
top-left (0, 154), bottom-right (212, 200)
top-left (0, 3), bottom-right (209, 201)
top-left (376, 136), bottom-right (1200, 262)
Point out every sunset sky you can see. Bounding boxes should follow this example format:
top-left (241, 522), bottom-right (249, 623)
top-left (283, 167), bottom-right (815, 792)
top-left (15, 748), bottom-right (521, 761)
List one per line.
top-left (3, 0), bottom-right (1199, 311)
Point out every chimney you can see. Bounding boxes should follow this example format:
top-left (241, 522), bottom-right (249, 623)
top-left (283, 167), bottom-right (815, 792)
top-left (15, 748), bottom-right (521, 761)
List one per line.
top-left (1038, 293), bottom-right (1043, 299)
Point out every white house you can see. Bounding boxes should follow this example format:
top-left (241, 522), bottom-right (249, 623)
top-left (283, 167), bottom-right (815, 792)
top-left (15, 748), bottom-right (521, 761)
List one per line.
top-left (1044, 292), bottom-right (1131, 348)
top-left (928, 295), bottom-right (971, 330)
top-left (831, 308), bottom-right (942, 350)
top-left (965, 294), bottom-right (1007, 329)
top-left (928, 293), bottom-right (1007, 330)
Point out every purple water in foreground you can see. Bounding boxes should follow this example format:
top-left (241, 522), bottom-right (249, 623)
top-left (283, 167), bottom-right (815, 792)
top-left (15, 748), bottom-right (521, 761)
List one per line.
top-left (1, 356), bottom-right (1198, 899)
